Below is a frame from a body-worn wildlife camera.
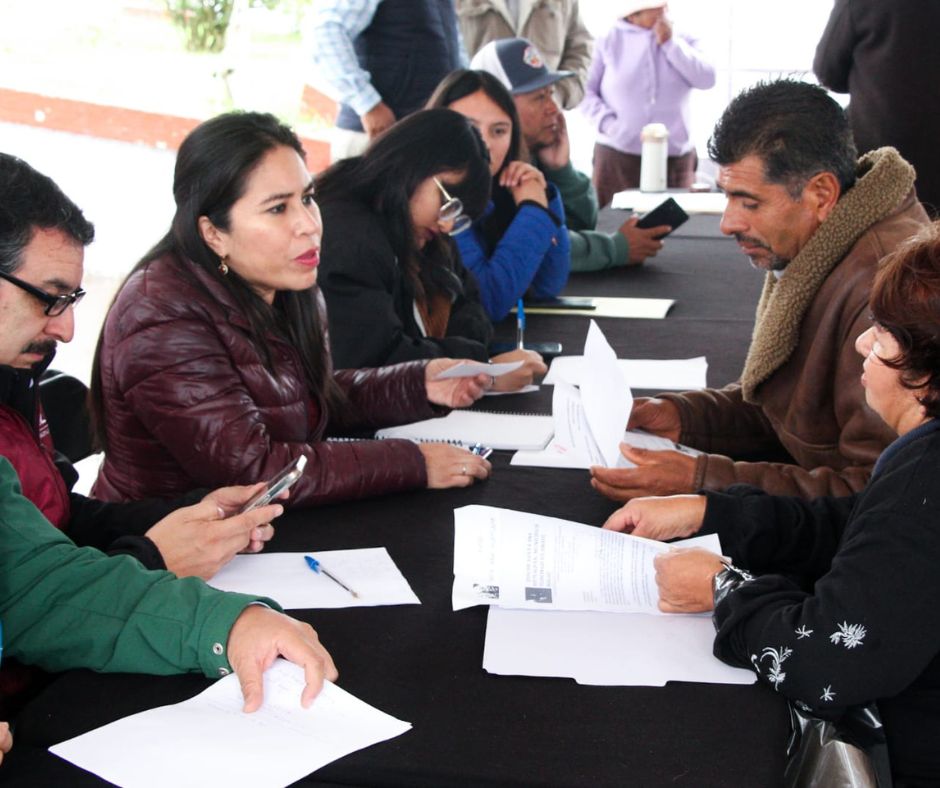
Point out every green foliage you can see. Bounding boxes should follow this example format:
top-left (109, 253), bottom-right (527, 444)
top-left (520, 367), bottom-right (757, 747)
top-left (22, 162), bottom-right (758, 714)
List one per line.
top-left (165, 0), bottom-right (236, 53)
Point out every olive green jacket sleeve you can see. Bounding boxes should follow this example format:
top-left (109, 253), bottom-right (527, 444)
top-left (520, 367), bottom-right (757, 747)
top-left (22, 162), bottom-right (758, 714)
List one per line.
top-left (0, 458), bottom-right (276, 678)
top-left (541, 160), bottom-right (631, 271)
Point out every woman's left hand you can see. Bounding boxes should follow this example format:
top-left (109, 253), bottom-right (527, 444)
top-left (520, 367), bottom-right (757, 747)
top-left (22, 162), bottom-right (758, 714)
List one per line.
top-left (654, 548), bottom-right (724, 613)
top-left (425, 359), bottom-right (489, 408)
top-left (499, 160), bottom-right (546, 191)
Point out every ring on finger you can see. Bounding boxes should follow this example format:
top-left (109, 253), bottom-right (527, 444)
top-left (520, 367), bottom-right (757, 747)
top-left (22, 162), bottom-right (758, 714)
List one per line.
top-left (462, 464), bottom-right (468, 475)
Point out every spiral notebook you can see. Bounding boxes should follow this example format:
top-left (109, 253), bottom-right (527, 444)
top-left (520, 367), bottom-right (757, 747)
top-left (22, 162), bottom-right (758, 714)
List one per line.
top-left (375, 410), bottom-right (554, 452)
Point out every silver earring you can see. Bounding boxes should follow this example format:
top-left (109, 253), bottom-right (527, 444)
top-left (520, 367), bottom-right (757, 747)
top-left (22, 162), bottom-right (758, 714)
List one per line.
top-left (218, 256), bottom-right (229, 276)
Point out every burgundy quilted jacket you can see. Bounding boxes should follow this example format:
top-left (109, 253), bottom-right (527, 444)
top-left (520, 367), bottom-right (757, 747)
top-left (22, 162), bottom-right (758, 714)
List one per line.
top-left (93, 253), bottom-right (438, 506)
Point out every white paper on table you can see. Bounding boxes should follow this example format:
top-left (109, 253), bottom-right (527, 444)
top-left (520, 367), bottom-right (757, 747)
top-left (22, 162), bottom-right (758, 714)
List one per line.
top-left (610, 190), bottom-right (727, 215)
top-left (519, 297), bottom-right (673, 319)
top-left (509, 322), bottom-right (625, 468)
top-left (512, 425), bottom-right (698, 470)
top-left (484, 384), bottom-right (539, 397)
top-left (543, 356), bottom-right (708, 390)
top-left (452, 504), bottom-right (721, 613)
top-left (433, 359), bottom-right (524, 379)
top-left (511, 322), bottom-right (700, 469)
top-left (207, 549), bottom-right (420, 609)
top-left (483, 608), bottom-right (755, 687)
top-left (581, 321), bottom-right (633, 467)
top-left (49, 661), bottom-right (412, 788)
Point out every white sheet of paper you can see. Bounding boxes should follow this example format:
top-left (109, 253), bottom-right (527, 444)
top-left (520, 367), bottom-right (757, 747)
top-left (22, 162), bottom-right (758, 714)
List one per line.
top-left (610, 190), bottom-right (728, 215)
top-left (581, 321), bottom-right (633, 467)
top-left (483, 608), bottom-right (755, 686)
top-left (50, 661), bottom-right (411, 788)
top-left (543, 356), bottom-right (708, 390)
top-left (433, 359), bottom-right (524, 379)
top-left (483, 384), bottom-right (539, 397)
top-left (520, 296), bottom-right (673, 319)
top-left (510, 322), bottom-right (634, 469)
top-left (206, 549), bottom-right (420, 609)
top-left (509, 428), bottom-right (696, 470)
top-left (452, 504), bottom-right (721, 613)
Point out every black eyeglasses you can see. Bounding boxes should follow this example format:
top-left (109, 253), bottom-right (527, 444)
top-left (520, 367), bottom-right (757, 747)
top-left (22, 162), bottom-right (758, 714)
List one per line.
top-left (0, 270), bottom-right (85, 316)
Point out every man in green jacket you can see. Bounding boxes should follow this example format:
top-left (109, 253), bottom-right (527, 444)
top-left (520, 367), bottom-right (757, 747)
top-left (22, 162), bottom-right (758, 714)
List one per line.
top-left (0, 156), bottom-right (337, 764)
top-left (471, 37), bottom-right (671, 271)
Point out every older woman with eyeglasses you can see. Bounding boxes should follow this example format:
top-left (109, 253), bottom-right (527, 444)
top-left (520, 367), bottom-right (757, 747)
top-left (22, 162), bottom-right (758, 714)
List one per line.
top-left (316, 108), bottom-right (546, 392)
top-left (603, 222), bottom-right (940, 784)
top-left (90, 111), bottom-right (493, 509)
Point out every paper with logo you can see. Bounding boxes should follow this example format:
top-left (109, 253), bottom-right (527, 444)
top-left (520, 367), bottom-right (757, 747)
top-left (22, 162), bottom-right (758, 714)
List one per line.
top-left (452, 504), bottom-right (720, 613)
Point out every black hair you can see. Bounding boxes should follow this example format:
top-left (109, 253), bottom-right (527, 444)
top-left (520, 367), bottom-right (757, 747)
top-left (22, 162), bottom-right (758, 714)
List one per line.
top-left (90, 111), bottom-right (342, 450)
top-left (315, 108), bottom-right (491, 298)
top-left (426, 69), bottom-right (522, 177)
top-left (0, 153), bottom-right (94, 275)
top-left (707, 79), bottom-right (857, 197)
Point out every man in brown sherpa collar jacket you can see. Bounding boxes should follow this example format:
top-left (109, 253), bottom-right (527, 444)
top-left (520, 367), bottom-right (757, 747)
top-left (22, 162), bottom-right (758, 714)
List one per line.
top-left (591, 79), bottom-right (930, 502)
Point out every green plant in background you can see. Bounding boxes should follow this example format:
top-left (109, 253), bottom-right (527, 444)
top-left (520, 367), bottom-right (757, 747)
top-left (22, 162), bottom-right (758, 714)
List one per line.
top-left (165, 0), bottom-right (307, 53)
top-left (165, 0), bottom-right (235, 53)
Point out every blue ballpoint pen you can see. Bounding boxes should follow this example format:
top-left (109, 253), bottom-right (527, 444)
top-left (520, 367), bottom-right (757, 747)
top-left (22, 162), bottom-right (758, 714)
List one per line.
top-left (304, 555), bottom-right (360, 598)
top-left (516, 298), bottom-right (525, 350)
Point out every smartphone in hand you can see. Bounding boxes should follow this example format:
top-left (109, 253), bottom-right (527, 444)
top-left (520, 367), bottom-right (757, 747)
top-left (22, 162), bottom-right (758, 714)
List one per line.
top-left (239, 455), bottom-right (307, 513)
top-left (635, 197), bottom-right (690, 239)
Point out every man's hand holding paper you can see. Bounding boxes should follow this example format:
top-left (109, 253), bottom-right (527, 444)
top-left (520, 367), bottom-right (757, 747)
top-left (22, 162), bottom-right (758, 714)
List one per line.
top-left (627, 397), bottom-right (682, 442)
top-left (591, 444), bottom-right (697, 501)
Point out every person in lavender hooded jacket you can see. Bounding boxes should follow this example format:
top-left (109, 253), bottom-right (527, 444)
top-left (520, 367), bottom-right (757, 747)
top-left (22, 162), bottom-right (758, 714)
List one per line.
top-left (580, 2), bottom-right (715, 207)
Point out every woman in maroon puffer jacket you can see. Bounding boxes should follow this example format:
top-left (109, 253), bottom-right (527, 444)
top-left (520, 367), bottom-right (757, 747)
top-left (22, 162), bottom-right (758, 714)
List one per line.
top-left (89, 112), bottom-right (493, 507)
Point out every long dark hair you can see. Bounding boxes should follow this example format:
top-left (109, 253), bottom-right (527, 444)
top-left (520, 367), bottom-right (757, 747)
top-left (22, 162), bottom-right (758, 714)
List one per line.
top-left (90, 111), bottom-right (343, 450)
top-left (426, 71), bottom-right (522, 251)
top-left (426, 70), bottom-right (522, 178)
top-left (315, 108), bottom-right (491, 299)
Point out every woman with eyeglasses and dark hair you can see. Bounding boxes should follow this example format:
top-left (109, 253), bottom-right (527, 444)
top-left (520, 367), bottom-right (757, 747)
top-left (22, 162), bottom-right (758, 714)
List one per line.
top-left (89, 111), bottom-right (493, 508)
top-left (426, 70), bottom-right (570, 321)
top-left (316, 108), bottom-right (547, 391)
top-left (604, 222), bottom-right (940, 784)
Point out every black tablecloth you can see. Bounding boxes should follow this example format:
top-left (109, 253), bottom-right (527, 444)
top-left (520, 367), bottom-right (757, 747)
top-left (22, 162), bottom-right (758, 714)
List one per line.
top-left (9, 214), bottom-right (788, 787)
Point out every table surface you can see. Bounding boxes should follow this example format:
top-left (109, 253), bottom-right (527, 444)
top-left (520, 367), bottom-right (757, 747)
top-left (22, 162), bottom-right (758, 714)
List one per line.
top-left (8, 215), bottom-right (788, 788)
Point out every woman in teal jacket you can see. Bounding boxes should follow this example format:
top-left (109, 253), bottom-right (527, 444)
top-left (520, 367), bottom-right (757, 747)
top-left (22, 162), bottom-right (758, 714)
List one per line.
top-left (428, 70), bottom-right (570, 321)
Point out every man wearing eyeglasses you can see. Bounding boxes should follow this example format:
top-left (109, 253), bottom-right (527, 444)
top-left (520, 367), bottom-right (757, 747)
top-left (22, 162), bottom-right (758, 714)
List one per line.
top-left (0, 152), bottom-right (287, 582)
top-left (0, 154), bottom-right (337, 746)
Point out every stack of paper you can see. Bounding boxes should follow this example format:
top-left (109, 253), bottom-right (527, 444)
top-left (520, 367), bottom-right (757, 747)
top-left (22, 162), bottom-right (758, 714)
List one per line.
top-left (453, 505), bottom-right (754, 686)
top-left (453, 504), bottom-right (714, 613)
top-left (510, 321), bottom-right (697, 469)
top-left (484, 608), bottom-right (754, 686)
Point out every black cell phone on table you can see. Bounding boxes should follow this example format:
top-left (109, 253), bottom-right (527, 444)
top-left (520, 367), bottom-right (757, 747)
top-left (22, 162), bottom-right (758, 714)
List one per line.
top-left (239, 455), bottom-right (307, 513)
top-left (635, 197), bottom-right (690, 239)
top-left (523, 296), bottom-right (596, 311)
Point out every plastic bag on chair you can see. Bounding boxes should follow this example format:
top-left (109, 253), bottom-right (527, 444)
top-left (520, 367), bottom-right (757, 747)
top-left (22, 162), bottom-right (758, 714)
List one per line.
top-left (784, 702), bottom-right (892, 788)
